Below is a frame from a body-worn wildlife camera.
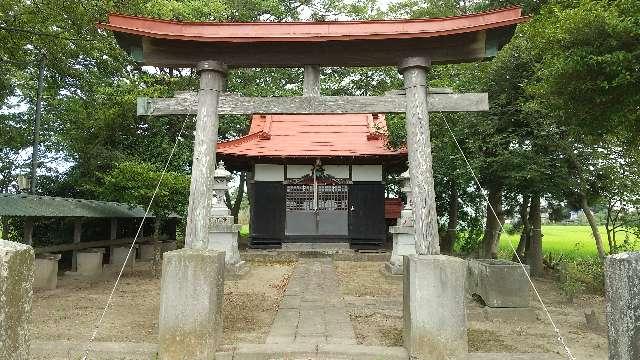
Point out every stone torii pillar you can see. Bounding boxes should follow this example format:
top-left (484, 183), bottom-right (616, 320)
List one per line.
top-left (184, 60), bottom-right (227, 249)
top-left (399, 56), bottom-right (468, 360)
top-left (158, 60), bottom-right (227, 360)
top-left (399, 57), bottom-right (440, 255)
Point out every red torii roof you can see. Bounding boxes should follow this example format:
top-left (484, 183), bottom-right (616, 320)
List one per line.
top-left (101, 7), bottom-right (525, 43)
top-left (98, 7), bottom-right (528, 67)
top-left (217, 114), bottom-right (406, 168)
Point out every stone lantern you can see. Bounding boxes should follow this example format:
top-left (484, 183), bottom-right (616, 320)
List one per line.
top-left (398, 170), bottom-right (414, 226)
top-left (208, 161), bottom-right (247, 275)
top-left (211, 161), bottom-right (233, 217)
top-left (385, 168), bottom-right (417, 275)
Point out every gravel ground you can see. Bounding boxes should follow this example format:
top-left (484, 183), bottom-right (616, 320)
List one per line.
top-left (334, 260), bottom-right (608, 359)
top-left (31, 260), bottom-right (295, 345)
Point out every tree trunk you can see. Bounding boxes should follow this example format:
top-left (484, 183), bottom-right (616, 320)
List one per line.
top-left (579, 192), bottom-right (606, 260)
top-left (513, 194), bottom-right (530, 262)
top-left (442, 180), bottom-right (458, 255)
top-left (152, 219), bottom-right (162, 279)
top-left (1, 216), bottom-right (9, 240)
top-left (527, 195), bottom-right (544, 277)
top-left (225, 172), bottom-right (246, 223)
top-left (482, 186), bottom-right (503, 259)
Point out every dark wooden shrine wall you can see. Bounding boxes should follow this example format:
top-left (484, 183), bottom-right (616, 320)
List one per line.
top-left (249, 181), bottom-right (386, 249)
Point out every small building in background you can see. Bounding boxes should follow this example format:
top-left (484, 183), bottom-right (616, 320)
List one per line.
top-left (217, 113), bottom-right (406, 249)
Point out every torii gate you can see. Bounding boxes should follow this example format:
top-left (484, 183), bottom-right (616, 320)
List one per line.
top-left (100, 7), bottom-right (527, 360)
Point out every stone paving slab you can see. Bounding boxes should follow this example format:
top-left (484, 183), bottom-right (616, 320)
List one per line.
top-left (267, 258), bottom-right (356, 346)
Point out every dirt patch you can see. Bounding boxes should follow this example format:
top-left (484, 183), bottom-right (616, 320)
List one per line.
top-left (335, 261), bottom-right (403, 347)
top-left (31, 260), bottom-right (295, 345)
top-left (223, 261), bottom-right (294, 344)
top-left (468, 329), bottom-right (516, 352)
top-left (335, 260), bottom-right (608, 358)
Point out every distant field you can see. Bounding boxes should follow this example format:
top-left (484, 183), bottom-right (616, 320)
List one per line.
top-left (238, 223), bottom-right (634, 260)
top-left (499, 225), bottom-right (616, 260)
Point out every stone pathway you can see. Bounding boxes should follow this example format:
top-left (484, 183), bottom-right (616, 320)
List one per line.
top-left (267, 258), bottom-right (356, 345)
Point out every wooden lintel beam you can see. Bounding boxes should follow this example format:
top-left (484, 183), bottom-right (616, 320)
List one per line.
top-left (137, 92), bottom-right (488, 116)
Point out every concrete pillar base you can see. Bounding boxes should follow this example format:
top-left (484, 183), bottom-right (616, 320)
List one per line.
top-left (404, 254), bottom-right (467, 360)
top-left (139, 244), bottom-right (155, 261)
top-left (34, 253), bottom-right (61, 290)
top-left (387, 227), bottom-right (416, 275)
top-left (209, 223), bottom-right (244, 271)
top-left (159, 248), bottom-right (225, 360)
top-left (67, 249), bottom-right (104, 278)
top-left (110, 245), bottom-right (136, 268)
top-left (0, 239), bottom-right (34, 360)
top-left (604, 252), bottom-right (640, 360)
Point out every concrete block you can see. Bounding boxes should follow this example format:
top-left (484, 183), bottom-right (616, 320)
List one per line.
top-left (404, 254), bottom-right (467, 360)
top-left (208, 228), bottom-right (247, 275)
top-left (161, 241), bottom-right (177, 253)
top-left (604, 252), bottom-right (640, 360)
top-left (387, 228), bottom-right (416, 275)
top-left (34, 253), bottom-right (61, 290)
top-left (110, 245), bottom-right (136, 268)
top-left (158, 249), bottom-right (225, 360)
top-left (139, 244), bottom-right (156, 261)
top-left (0, 239), bottom-right (34, 360)
top-left (467, 259), bottom-right (529, 308)
top-left (75, 249), bottom-right (104, 277)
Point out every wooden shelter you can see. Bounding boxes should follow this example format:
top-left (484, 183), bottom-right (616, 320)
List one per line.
top-left (217, 113), bottom-right (405, 248)
top-left (0, 194), bottom-right (178, 266)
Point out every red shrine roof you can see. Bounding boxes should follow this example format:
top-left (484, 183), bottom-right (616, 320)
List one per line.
top-left (217, 114), bottom-right (406, 167)
top-left (101, 7), bottom-right (526, 43)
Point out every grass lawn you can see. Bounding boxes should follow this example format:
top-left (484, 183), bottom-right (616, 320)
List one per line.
top-left (240, 224), bottom-right (250, 237)
top-left (499, 225), bottom-right (614, 260)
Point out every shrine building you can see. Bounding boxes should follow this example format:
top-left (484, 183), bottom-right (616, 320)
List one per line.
top-left (217, 113), bottom-right (406, 249)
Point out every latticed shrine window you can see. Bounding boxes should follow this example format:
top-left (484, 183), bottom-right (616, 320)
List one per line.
top-left (286, 184), bottom-right (314, 210)
top-left (317, 185), bottom-right (348, 211)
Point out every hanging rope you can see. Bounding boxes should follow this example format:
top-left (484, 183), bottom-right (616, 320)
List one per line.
top-left (81, 116), bottom-right (190, 359)
top-left (441, 116), bottom-right (576, 360)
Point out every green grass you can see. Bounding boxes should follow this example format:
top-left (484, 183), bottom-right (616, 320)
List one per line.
top-left (239, 224), bottom-right (250, 237)
top-left (499, 225), bottom-right (612, 260)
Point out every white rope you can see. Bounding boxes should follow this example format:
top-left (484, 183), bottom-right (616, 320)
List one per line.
top-left (81, 116), bottom-right (189, 359)
top-left (441, 117), bottom-right (576, 360)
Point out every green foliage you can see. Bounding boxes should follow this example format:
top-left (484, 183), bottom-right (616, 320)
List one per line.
top-left (96, 162), bottom-right (190, 219)
top-left (556, 262), bottom-right (586, 302)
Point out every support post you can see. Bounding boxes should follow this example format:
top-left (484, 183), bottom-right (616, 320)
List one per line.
top-left (303, 65), bottom-right (321, 96)
top-left (23, 217), bottom-right (34, 246)
top-left (184, 60), bottom-right (227, 249)
top-left (399, 57), bottom-right (440, 255)
top-left (110, 218), bottom-right (118, 240)
top-left (158, 249), bottom-right (225, 359)
top-left (0, 239), bottom-right (35, 359)
top-left (71, 218), bottom-right (82, 272)
top-left (604, 252), bottom-right (640, 360)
